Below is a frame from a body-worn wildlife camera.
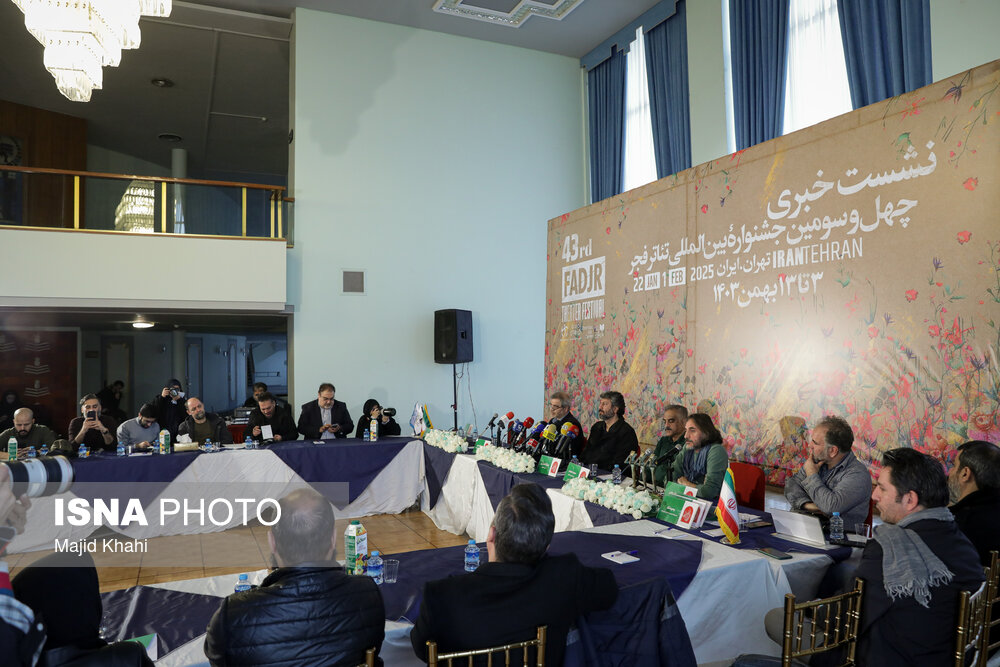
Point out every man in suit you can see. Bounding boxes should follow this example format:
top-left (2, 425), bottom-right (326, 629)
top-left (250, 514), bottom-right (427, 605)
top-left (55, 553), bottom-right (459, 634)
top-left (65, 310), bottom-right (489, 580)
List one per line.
top-left (948, 439), bottom-right (1000, 566)
top-left (410, 483), bottom-right (618, 665)
top-left (297, 383), bottom-right (353, 440)
top-left (547, 391), bottom-right (584, 458)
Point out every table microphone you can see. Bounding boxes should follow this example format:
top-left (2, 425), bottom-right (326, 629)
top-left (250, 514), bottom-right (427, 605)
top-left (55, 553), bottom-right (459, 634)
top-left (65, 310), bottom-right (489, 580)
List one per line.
top-left (539, 423), bottom-right (558, 455)
top-left (553, 422), bottom-right (580, 459)
top-left (515, 417), bottom-right (534, 447)
top-left (523, 422), bottom-right (546, 454)
top-left (507, 420), bottom-right (523, 446)
top-left (485, 413), bottom-right (499, 429)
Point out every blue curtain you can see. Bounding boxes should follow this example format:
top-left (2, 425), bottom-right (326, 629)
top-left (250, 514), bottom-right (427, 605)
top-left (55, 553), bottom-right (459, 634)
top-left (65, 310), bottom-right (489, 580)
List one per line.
top-left (644, 0), bottom-right (691, 178)
top-left (729, 0), bottom-right (790, 150)
top-left (837, 0), bottom-right (932, 109)
top-left (587, 50), bottom-right (627, 202)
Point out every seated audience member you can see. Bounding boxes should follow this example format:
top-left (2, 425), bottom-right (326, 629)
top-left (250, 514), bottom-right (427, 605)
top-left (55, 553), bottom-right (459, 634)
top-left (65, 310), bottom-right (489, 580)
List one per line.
top-left (670, 413), bottom-right (728, 501)
top-left (0, 407), bottom-right (57, 458)
top-left (68, 394), bottom-right (117, 454)
top-left (948, 439), bottom-right (1000, 565)
top-left (152, 379), bottom-right (186, 440)
top-left (248, 392), bottom-right (298, 442)
top-left (96, 380), bottom-right (126, 422)
top-left (410, 483), bottom-right (618, 665)
top-left (298, 383), bottom-right (352, 440)
top-left (652, 404), bottom-right (688, 486)
top-left (242, 382), bottom-right (269, 408)
top-left (354, 399), bottom-right (401, 438)
top-left (116, 403), bottom-right (160, 450)
top-left (204, 489), bottom-right (384, 666)
top-left (783, 415), bottom-right (872, 528)
top-left (581, 390), bottom-right (638, 471)
top-left (12, 552), bottom-right (153, 667)
top-left (547, 391), bottom-right (585, 458)
top-left (177, 398), bottom-right (233, 446)
top-left (0, 465), bottom-right (40, 665)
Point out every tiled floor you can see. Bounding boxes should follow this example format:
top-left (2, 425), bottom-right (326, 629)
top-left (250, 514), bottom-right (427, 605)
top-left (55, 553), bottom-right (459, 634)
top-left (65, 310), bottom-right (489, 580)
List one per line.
top-left (7, 507), bottom-right (472, 593)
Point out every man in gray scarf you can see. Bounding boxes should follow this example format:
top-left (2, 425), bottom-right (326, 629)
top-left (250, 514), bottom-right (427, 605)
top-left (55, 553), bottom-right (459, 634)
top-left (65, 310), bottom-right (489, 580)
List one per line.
top-left (854, 448), bottom-right (984, 665)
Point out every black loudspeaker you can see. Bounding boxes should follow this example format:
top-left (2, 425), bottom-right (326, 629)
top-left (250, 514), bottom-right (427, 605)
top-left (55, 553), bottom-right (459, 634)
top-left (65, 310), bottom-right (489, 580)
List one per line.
top-left (434, 309), bottom-right (473, 364)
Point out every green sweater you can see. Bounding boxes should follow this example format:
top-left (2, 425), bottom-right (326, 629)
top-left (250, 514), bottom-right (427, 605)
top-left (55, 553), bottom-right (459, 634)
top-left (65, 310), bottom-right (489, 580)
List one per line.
top-left (0, 424), bottom-right (57, 450)
top-left (652, 434), bottom-right (685, 486)
top-left (670, 442), bottom-right (729, 501)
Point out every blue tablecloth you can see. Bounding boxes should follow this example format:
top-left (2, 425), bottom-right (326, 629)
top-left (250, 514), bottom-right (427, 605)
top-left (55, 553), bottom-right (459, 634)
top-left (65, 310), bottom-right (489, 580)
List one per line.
top-left (101, 586), bottom-right (221, 656)
top-left (422, 444), bottom-right (456, 509)
top-left (266, 437), bottom-right (413, 504)
top-left (71, 451), bottom-right (202, 505)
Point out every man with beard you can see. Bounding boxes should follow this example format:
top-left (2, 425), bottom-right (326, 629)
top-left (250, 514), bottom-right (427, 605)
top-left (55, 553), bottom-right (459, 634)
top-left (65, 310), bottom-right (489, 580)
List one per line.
top-left (178, 397), bottom-right (233, 446)
top-left (580, 391), bottom-right (637, 472)
top-left (651, 404), bottom-right (688, 487)
top-left (670, 413), bottom-right (729, 501)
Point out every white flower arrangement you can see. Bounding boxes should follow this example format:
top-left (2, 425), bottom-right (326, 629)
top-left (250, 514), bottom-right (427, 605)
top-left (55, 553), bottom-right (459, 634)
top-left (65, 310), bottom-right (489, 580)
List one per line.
top-left (423, 429), bottom-right (468, 454)
top-left (560, 477), bottom-right (660, 519)
top-left (475, 443), bottom-right (537, 474)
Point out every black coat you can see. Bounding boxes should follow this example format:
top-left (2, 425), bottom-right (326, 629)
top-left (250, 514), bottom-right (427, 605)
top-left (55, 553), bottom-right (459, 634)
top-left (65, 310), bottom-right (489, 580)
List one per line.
top-left (37, 641), bottom-right (154, 667)
top-left (204, 565), bottom-right (385, 667)
top-left (246, 404), bottom-right (298, 442)
top-left (152, 395), bottom-right (186, 440)
top-left (581, 418), bottom-right (638, 471)
top-left (853, 517), bottom-right (984, 666)
top-left (354, 417), bottom-right (401, 439)
top-left (550, 412), bottom-right (586, 458)
top-left (410, 553), bottom-right (617, 666)
top-left (297, 399), bottom-right (353, 440)
top-left (177, 413), bottom-right (234, 445)
top-left (950, 487), bottom-right (1000, 567)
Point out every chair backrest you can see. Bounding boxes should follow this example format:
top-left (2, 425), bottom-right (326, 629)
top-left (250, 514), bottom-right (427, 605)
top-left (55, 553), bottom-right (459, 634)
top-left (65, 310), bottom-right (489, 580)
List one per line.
top-left (356, 647), bottom-right (376, 667)
top-left (781, 578), bottom-right (864, 667)
top-left (981, 551), bottom-right (999, 665)
top-left (426, 626), bottom-right (547, 667)
top-left (729, 461), bottom-right (765, 511)
top-left (954, 579), bottom-right (989, 667)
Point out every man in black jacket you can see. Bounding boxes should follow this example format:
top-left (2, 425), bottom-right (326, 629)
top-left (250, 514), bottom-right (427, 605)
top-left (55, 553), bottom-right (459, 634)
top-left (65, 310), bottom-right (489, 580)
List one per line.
top-left (852, 448), bottom-right (984, 665)
top-left (548, 391), bottom-right (585, 458)
top-left (948, 439), bottom-right (1000, 566)
top-left (410, 483), bottom-right (618, 665)
top-left (248, 393), bottom-right (298, 442)
top-left (297, 383), bottom-right (353, 440)
top-left (581, 390), bottom-right (638, 472)
top-left (177, 397), bottom-right (233, 445)
top-left (152, 379), bottom-right (187, 440)
top-left (205, 489), bottom-right (385, 666)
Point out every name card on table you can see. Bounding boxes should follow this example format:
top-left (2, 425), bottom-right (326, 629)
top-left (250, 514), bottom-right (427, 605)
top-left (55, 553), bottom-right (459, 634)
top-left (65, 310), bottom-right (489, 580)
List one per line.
top-left (664, 481), bottom-right (697, 497)
top-left (536, 455), bottom-right (562, 477)
top-left (656, 493), bottom-right (712, 530)
top-left (473, 438), bottom-right (489, 453)
top-left (563, 462), bottom-right (590, 481)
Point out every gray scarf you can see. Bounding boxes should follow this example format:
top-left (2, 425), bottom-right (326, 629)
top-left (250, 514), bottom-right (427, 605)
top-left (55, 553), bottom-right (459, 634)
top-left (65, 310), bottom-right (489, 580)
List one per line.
top-left (873, 506), bottom-right (955, 608)
top-left (681, 443), bottom-right (713, 482)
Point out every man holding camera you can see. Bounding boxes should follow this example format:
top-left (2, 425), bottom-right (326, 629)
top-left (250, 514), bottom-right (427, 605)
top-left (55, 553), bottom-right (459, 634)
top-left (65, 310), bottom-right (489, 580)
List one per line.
top-left (68, 394), bottom-right (117, 453)
top-left (0, 408), bottom-right (57, 459)
top-left (153, 379), bottom-right (186, 440)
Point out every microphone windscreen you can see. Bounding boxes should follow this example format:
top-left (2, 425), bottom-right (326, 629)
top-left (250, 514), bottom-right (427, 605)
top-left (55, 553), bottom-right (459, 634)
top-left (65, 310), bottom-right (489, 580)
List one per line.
top-left (542, 424), bottom-right (558, 440)
top-left (521, 417), bottom-right (534, 431)
top-left (559, 422), bottom-right (574, 436)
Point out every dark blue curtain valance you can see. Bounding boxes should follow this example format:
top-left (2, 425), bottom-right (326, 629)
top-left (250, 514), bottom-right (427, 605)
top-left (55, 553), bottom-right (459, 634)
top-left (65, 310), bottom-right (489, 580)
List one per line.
top-left (587, 50), bottom-right (627, 202)
top-left (729, 0), bottom-right (790, 150)
top-left (837, 0), bottom-right (932, 109)
top-left (581, 0), bottom-right (679, 71)
top-left (644, 0), bottom-right (691, 178)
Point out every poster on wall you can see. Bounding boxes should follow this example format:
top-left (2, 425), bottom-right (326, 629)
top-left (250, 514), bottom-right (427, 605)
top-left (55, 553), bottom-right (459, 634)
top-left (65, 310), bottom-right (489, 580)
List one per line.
top-left (545, 60), bottom-right (1000, 484)
top-left (0, 330), bottom-right (78, 439)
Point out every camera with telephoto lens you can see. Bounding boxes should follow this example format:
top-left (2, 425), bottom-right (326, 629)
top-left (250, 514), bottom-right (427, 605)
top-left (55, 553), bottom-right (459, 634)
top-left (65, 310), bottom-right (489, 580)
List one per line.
top-left (381, 408), bottom-right (396, 418)
top-left (2, 456), bottom-right (74, 498)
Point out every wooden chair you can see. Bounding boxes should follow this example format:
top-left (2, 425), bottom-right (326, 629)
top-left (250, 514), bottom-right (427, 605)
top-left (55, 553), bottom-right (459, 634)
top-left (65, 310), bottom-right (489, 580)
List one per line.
top-left (980, 551), bottom-right (999, 665)
top-left (356, 648), bottom-right (376, 667)
top-left (426, 626), bottom-right (546, 666)
top-left (730, 461), bottom-right (765, 510)
top-left (954, 578), bottom-right (989, 667)
top-left (780, 578), bottom-right (864, 667)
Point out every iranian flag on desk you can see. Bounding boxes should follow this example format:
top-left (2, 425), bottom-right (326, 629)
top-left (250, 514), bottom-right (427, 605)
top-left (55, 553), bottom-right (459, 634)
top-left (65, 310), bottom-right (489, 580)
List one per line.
top-left (716, 467), bottom-right (740, 544)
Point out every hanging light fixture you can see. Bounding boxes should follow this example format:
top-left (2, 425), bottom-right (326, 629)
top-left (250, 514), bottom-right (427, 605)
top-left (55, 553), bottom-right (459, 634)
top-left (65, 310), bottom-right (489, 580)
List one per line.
top-left (11, 0), bottom-right (172, 102)
top-left (114, 179), bottom-right (156, 232)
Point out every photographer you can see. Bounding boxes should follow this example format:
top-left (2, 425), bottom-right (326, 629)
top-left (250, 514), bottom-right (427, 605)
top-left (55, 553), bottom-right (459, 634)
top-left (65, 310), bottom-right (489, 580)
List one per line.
top-left (153, 379), bottom-right (186, 440)
top-left (67, 395), bottom-right (117, 454)
top-left (0, 465), bottom-right (43, 665)
top-left (354, 399), bottom-right (401, 438)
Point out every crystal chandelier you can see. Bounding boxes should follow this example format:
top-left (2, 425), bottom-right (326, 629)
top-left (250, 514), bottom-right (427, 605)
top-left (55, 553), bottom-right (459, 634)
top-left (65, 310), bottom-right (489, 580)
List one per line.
top-left (114, 180), bottom-right (156, 232)
top-left (11, 0), bottom-right (172, 102)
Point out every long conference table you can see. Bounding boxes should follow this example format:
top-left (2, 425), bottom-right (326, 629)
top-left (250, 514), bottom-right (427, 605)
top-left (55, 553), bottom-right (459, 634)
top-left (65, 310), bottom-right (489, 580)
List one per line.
top-left (10, 437), bottom-right (851, 664)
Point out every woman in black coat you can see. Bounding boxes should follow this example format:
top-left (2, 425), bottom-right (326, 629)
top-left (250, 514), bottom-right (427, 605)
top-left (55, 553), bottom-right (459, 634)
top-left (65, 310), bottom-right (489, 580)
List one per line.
top-left (354, 398), bottom-right (401, 438)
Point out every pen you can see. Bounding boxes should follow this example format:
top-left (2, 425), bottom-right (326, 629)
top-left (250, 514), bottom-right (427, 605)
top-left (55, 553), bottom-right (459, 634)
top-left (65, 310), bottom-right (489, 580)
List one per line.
top-left (626, 550), bottom-right (638, 556)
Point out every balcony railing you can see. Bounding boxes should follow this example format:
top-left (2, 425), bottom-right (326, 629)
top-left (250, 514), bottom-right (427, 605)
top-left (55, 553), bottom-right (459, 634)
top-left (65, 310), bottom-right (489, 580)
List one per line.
top-left (0, 165), bottom-right (293, 242)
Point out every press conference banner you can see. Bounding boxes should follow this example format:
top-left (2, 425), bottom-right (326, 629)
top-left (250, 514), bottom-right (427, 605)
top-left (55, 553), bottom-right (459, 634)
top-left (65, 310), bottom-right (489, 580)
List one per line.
top-left (545, 60), bottom-right (1000, 484)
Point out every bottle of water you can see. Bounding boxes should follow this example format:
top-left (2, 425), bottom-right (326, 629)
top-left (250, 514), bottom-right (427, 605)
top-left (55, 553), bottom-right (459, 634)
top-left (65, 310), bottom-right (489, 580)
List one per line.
top-left (612, 464), bottom-right (622, 485)
top-left (39, 444), bottom-right (48, 457)
top-left (829, 512), bottom-right (845, 541)
top-left (363, 428), bottom-right (370, 441)
top-left (244, 436), bottom-right (253, 450)
top-left (28, 446), bottom-right (37, 459)
top-left (368, 551), bottom-right (384, 584)
top-left (116, 442), bottom-right (125, 457)
top-left (78, 445), bottom-right (89, 459)
top-left (234, 573), bottom-right (251, 593)
top-left (589, 463), bottom-right (599, 479)
top-left (464, 539), bottom-right (480, 572)
top-left (205, 438), bottom-right (213, 453)
top-left (571, 455), bottom-right (580, 467)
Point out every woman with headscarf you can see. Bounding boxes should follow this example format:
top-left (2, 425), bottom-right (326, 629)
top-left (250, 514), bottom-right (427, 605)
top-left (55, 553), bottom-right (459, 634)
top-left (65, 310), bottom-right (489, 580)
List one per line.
top-left (354, 398), bottom-right (401, 439)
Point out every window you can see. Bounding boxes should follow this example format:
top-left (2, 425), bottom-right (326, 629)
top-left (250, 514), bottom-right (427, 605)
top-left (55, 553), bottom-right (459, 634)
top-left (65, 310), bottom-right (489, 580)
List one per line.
top-left (623, 27), bottom-right (657, 192)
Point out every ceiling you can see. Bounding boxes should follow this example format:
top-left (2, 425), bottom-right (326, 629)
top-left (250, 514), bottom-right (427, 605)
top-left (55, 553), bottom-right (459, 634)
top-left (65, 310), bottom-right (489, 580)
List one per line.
top-left (0, 0), bottom-right (657, 181)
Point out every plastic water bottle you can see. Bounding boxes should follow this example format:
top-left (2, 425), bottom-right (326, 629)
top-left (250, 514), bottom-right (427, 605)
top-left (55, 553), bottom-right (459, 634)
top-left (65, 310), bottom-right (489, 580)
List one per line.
top-left (28, 446), bottom-right (36, 459)
top-left (589, 463), bottom-right (599, 479)
top-left (244, 436), bottom-right (253, 450)
top-left (464, 539), bottom-right (480, 572)
top-left (612, 464), bottom-right (622, 485)
top-left (39, 444), bottom-right (48, 457)
top-left (78, 445), bottom-right (89, 459)
top-left (571, 455), bottom-right (580, 467)
top-left (829, 512), bottom-right (845, 541)
top-left (234, 573), bottom-right (251, 593)
top-left (7, 437), bottom-right (16, 461)
top-left (368, 551), bottom-right (384, 584)
top-left (117, 442), bottom-right (125, 457)
top-left (204, 438), bottom-right (213, 453)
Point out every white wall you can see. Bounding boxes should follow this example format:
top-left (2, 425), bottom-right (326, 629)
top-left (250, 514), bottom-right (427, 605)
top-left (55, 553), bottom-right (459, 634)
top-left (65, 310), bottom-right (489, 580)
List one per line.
top-left (0, 228), bottom-right (287, 310)
top-left (290, 9), bottom-right (584, 428)
top-left (930, 0), bottom-right (1000, 81)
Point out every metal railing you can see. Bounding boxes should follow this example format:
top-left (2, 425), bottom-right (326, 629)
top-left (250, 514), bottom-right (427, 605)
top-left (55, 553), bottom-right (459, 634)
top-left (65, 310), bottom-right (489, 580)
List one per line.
top-left (0, 165), bottom-right (292, 242)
